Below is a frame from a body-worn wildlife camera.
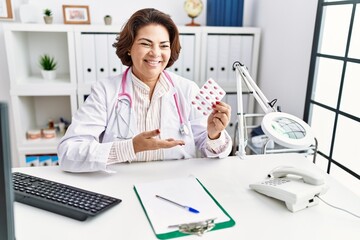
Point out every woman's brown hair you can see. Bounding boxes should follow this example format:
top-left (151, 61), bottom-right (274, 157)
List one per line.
top-left (113, 8), bottom-right (181, 68)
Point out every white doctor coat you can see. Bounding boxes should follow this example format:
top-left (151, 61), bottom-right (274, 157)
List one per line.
top-left (57, 70), bottom-right (232, 172)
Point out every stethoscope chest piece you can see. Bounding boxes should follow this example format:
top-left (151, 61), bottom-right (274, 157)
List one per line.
top-left (180, 124), bottom-right (189, 135)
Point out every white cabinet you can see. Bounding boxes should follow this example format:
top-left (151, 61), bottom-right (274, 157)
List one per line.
top-left (4, 24), bottom-right (260, 166)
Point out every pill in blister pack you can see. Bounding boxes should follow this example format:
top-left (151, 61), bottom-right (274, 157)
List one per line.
top-left (191, 78), bottom-right (226, 116)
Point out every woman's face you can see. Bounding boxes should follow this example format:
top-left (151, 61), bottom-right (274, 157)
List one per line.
top-left (130, 24), bottom-right (171, 83)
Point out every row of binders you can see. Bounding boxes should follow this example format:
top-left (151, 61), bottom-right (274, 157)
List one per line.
top-left (168, 34), bottom-right (196, 80)
top-left (26, 154), bottom-right (59, 167)
top-left (78, 33), bottom-right (254, 86)
top-left (78, 33), bottom-right (197, 83)
top-left (79, 33), bottom-right (125, 83)
top-left (205, 34), bottom-right (254, 85)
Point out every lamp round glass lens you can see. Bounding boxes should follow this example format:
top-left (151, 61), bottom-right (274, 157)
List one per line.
top-left (271, 117), bottom-right (306, 139)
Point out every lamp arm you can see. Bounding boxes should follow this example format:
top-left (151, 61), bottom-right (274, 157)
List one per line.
top-left (233, 61), bottom-right (276, 159)
top-left (234, 62), bottom-right (276, 113)
top-left (235, 66), bottom-right (246, 157)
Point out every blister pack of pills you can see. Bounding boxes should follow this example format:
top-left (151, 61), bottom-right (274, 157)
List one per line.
top-left (191, 78), bottom-right (226, 116)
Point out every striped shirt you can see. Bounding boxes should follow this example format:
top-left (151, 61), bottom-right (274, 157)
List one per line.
top-left (130, 72), bottom-right (167, 161)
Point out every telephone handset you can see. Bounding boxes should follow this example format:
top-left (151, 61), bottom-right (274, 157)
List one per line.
top-left (250, 166), bottom-right (328, 212)
top-left (268, 166), bottom-right (325, 185)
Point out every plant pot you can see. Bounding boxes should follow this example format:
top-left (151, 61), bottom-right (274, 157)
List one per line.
top-left (41, 70), bottom-right (56, 80)
top-left (43, 16), bottom-right (53, 24)
top-left (104, 17), bottom-right (112, 25)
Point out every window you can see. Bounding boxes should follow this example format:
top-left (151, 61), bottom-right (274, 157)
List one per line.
top-left (305, 0), bottom-right (360, 195)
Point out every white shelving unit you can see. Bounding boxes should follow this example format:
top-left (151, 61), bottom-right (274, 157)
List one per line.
top-left (3, 23), bottom-right (260, 166)
top-left (4, 24), bottom-right (77, 166)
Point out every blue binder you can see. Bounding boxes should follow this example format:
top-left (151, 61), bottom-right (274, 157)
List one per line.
top-left (207, 0), bottom-right (244, 26)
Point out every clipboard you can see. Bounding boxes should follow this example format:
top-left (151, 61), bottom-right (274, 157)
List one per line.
top-left (133, 176), bottom-right (235, 239)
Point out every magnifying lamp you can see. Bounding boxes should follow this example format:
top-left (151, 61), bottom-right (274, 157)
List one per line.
top-left (234, 61), bottom-right (316, 158)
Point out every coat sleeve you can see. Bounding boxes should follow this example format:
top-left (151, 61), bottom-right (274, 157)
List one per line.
top-left (57, 78), bottom-right (115, 172)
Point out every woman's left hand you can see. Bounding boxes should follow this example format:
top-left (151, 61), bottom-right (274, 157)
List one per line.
top-left (207, 101), bottom-right (231, 139)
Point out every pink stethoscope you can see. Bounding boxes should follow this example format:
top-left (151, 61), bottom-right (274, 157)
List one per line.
top-left (115, 67), bottom-right (189, 139)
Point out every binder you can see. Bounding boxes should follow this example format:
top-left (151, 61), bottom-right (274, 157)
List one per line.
top-left (217, 35), bottom-right (231, 84)
top-left (181, 34), bottom-right (195, 80)
top-left (229, 35), bottom-right (242, 80)
top-left (206, 35), bottom-right (219, 81)
top-left (107, 33), bottom-right (122, 77)
top-left (94, 34), bottom-right (109, 80)
top-left (206, 0), bottom-right (244, 26)
top-left (80, 34), bottom-right (96, 83)
top-left (134, 177), bottom-right (235, 239)
top-left (169, 35), bottom-right (184, 76)
top-left (229, 35), bottom-right (253, 89)
top-left (240, 35), bottom-right (254, 71)
top-left (39, 155), bottom-right (52, 167)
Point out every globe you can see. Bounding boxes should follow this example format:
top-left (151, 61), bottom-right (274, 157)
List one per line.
top-left (184, 0), bottom-right (203, 26)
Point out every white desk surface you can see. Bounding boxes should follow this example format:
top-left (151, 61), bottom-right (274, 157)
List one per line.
top-left (13, 153), bottom-right (360, 240)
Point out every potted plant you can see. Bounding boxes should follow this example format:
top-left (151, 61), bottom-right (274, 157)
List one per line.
top-left (39, 54), bottom-right (57, 80)
top-left (104, 15), bottom-right (112, 25)
top-left (43, 8), bottom-right (53, 24)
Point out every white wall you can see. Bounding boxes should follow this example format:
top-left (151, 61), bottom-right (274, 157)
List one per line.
top-left (251, 0), bottom-right (318, 117)
top-left (0, 0), bottom-right (317, 166)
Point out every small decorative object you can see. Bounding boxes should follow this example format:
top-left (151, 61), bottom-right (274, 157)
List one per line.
top-left (39, 54), bottom-right (57, 80)
top-left (43, 8), bottom-right (53, 24)
top-left (0, 0), bottom-right (14, 20)
top-left (184, 0), bottom-right (203, 26)
top-left (19, 0), bottom-right (39, 23)
top-left (62, 5), bottom-right (91, 24)
top-left (26, 129), bottom-right (41, 140)
top-left (42, 128), bottom-right (56, 139)
top-left (104, 15), bottom-right (112, 25)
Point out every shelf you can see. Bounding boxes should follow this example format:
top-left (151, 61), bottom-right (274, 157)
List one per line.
top-left (20, 136), bottom-right (62, 149)
top-left (11, 95), bottom-right (75, 145)
top-left (14, 73), bottom-right (73, 85)
top-left (10, 78), bottom-right (76, 96)
top-left (4, 29), bottom-right (76, 89)
top-left (3, 23), bottom-right (73, 32)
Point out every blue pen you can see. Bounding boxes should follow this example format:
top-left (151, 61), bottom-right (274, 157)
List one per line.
top-left (155, 195), bottom-right (200, 214)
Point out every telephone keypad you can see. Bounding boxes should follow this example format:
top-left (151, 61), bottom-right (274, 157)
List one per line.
top-left (262, 178), bottom-right (291, 186)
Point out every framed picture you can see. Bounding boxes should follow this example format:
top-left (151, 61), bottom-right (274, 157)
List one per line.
top-left (0, 0), bottom-right (14, 20)
top-left (62, 5), bottom-right (90, 24)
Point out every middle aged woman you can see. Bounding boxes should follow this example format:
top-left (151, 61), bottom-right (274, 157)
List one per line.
top-left (57, 8), bottom-right (232, 173)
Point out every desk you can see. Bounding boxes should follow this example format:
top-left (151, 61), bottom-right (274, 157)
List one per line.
top-left (13, 154), bottom-right (360, 240)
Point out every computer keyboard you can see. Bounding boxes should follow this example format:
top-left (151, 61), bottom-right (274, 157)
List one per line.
top-left (12, 172), bottom-right (121, 221)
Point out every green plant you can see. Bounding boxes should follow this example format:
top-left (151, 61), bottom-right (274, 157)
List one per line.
top-left (43, 9), bottom-right (52, 17)
top-left (39, 54), bottom-right (57, 71)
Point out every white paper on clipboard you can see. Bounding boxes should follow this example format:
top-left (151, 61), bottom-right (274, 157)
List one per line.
top-left (134, 176), bottom-right (231, 235)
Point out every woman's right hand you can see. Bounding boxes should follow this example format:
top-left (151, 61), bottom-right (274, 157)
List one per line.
top-left (133, 129), bottom-right (185, 154)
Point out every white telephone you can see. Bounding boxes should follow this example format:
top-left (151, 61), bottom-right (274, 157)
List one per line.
top-left (249, 166), bottom-right (329, 212)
